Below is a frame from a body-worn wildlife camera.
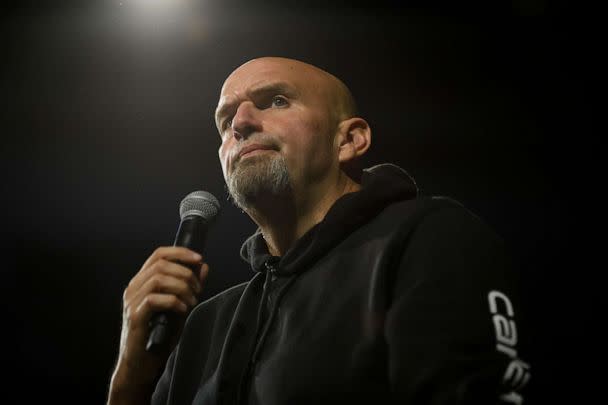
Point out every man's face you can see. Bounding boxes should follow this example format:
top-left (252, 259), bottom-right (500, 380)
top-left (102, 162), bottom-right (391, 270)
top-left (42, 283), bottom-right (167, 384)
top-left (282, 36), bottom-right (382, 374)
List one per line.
top-left (216, 58), bottom-right (339, 207)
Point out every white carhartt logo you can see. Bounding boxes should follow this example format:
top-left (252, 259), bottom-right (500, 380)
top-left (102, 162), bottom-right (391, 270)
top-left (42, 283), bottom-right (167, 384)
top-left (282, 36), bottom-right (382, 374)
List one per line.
top-left (488, 290), bottom-right (531, 404)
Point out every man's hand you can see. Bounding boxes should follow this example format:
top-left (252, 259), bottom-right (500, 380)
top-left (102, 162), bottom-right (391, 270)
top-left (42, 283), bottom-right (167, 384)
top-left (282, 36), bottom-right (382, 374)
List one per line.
top-left (107, 246), bottom-right (210, 405)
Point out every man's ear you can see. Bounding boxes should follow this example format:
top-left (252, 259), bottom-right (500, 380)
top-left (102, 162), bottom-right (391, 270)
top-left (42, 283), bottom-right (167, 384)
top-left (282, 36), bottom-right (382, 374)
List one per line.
top-left (336, 117), bottom-right (372, 164)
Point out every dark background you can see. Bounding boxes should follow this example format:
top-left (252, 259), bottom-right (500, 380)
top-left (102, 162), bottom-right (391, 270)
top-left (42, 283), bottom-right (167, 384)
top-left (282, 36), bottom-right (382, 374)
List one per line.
top-left (3, 0), bottom-right (597, 403)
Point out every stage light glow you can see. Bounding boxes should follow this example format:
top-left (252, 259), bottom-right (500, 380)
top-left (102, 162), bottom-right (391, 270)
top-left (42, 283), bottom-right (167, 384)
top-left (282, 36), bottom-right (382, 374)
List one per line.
top-left (114, 0), bottom-right (209, 45)
top-left (127, 0), bottom-right (191, 11)
top-left (119, 0), bottom-right (197, 22)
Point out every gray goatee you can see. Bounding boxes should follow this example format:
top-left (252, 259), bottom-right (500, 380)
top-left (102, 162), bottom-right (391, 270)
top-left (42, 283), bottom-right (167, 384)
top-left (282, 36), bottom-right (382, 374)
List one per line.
top-left (226, 154), bottom-right (291, 210)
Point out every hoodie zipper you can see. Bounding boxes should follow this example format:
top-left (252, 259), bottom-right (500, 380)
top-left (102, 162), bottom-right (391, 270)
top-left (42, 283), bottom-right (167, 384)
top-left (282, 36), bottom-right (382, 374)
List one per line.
top-left (236, 258), bottom-right (278, 404)
top-left (251, 259), bottom-right (278, 363)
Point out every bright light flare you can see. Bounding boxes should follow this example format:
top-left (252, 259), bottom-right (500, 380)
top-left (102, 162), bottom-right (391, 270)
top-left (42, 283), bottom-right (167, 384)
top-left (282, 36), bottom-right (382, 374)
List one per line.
top-left (125, 0), bottom-right (192, 12)
top-left (116, 0), bottom-right (207, 43)
top-left (119, 0), bottom-right (196, 22)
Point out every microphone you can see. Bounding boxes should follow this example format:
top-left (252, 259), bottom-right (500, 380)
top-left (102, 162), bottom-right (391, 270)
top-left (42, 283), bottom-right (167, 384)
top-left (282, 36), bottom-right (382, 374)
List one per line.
top-left (145, 190), bottom-right (221, 353)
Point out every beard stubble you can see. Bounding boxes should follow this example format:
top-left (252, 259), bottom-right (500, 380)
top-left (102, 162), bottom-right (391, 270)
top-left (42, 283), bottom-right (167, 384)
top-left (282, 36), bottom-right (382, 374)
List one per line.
top-left (226, 153), bottom-right (292, 210)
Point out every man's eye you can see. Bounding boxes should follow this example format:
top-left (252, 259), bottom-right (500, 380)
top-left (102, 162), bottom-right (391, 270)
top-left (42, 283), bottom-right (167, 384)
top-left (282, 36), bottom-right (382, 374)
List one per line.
top-left (223, 119), bottom-right (232, 130)
top-left (271, 96), bottom-right (288, 107)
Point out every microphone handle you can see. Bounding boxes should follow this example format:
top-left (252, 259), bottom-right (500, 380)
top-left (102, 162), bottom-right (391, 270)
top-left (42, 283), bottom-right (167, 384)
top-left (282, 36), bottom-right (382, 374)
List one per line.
top-left (146, 215), bottom-right (208, 353)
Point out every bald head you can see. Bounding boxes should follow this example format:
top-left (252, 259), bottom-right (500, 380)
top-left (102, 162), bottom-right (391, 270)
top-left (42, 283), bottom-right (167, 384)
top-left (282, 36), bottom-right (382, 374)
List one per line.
top-left (218, 57), bottom-right (357, 129)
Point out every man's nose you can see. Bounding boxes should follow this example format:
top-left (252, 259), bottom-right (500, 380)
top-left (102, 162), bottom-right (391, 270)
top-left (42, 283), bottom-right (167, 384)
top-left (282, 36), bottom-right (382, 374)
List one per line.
top-left (232, 101), bottom-right (262, 141)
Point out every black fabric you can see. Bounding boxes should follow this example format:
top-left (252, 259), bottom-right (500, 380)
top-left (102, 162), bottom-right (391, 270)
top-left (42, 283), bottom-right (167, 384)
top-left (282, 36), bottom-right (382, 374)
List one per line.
top-left (240, 163), bottom-right (418, 275)
top-left (151, 163), bottom-right (530, 405)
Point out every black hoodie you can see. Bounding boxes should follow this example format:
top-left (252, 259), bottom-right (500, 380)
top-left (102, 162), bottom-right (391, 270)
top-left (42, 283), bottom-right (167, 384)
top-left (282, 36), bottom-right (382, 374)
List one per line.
top-left (151, 163), bottom-right (530, 405)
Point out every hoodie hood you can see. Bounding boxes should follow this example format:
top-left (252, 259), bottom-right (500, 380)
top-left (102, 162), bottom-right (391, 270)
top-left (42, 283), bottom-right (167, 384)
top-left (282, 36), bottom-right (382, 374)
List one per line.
top-left (240, 163), bottom-right (418, 275)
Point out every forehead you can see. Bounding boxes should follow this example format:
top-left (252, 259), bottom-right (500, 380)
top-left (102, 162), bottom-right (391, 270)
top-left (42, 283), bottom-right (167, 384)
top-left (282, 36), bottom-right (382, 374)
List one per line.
top-left (218, 59), bottom-right (326, 103)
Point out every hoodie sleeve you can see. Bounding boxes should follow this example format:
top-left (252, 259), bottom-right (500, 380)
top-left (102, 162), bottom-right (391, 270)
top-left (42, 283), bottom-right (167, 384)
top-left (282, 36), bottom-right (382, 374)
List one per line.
top-left (385, 203), bottom-right (531, 404)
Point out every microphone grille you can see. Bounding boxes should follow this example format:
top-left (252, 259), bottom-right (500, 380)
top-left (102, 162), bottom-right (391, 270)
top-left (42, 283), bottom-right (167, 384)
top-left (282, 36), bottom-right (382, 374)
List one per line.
top-left (179, 190), bottom-right (221, 221)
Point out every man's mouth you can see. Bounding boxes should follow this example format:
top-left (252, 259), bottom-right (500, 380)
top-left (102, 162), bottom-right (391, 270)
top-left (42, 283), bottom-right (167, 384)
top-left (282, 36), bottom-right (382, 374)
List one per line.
top-left (237, 143), bottom-right (276, 160)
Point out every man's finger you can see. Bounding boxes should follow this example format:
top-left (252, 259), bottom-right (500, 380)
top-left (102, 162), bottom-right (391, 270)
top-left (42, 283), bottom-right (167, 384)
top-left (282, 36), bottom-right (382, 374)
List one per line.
top-left (141, 246), bottom-right (202, 271)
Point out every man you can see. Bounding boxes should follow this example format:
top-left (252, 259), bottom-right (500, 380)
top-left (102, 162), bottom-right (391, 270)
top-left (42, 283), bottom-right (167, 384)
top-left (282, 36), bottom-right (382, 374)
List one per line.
top-left (107, 57), bottom-right (530, 404)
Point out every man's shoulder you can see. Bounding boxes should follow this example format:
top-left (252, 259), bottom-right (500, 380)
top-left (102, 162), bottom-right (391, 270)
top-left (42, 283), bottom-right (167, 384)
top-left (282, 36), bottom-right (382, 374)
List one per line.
top-left (382, 195), bottom-right (481, 228)
top-left (393, 194), bottom-right (468, 213)
top-left (372, 194), bottom-right (504, 253)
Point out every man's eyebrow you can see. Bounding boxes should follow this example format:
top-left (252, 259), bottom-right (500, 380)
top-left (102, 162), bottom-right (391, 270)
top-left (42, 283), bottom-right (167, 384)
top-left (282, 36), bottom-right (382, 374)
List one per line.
top-left (249, 81), bottom-right (299, 98)
top-left (215, 81), bottom-right (299, 125)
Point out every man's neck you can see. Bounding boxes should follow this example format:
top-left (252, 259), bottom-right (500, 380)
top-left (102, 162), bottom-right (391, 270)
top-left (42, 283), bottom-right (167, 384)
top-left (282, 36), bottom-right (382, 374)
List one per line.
top-left (245, 173), bottom-right (361, 256)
